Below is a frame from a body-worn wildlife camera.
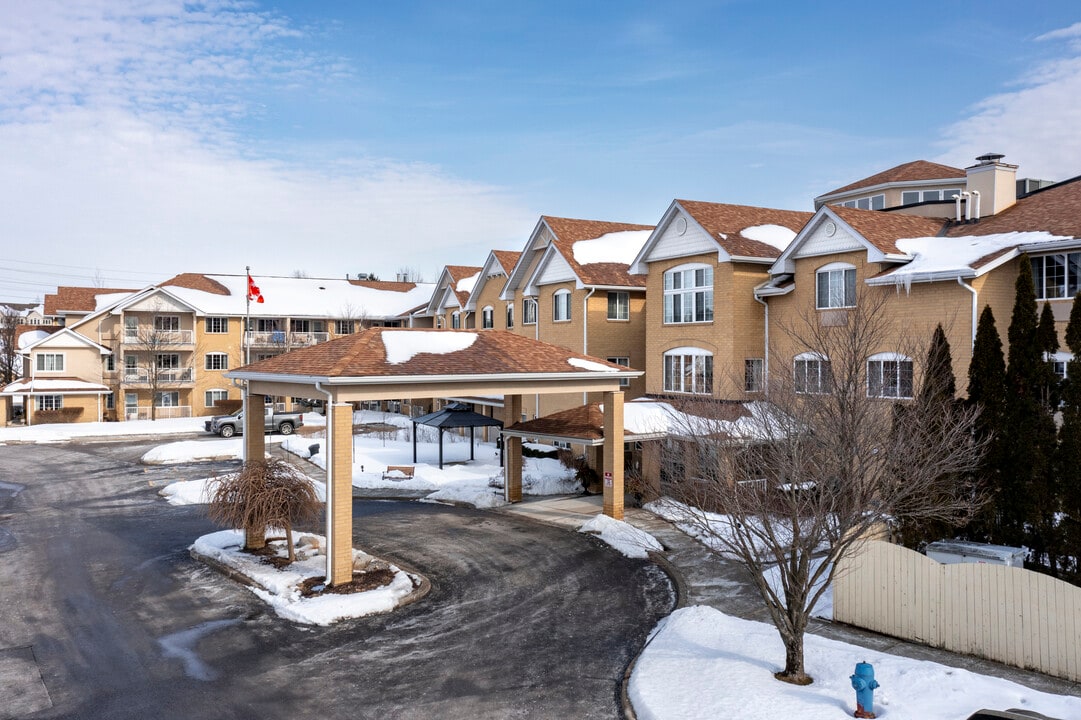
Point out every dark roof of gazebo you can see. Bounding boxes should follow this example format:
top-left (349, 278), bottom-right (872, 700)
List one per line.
top-left (412, 402), bottom-right (503, 430)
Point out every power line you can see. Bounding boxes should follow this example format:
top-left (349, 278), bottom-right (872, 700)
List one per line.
top-left (4, 258), bottom-right (164, 278)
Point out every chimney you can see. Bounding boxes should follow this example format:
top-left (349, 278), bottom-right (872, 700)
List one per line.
top-left (965, 153), bottom-right (1018, 219)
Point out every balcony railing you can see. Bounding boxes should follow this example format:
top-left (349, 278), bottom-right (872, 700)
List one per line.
top-left (122, 368), bottom-right (195, 384)
top-left (122, 329), bottom-right (195, 345)
top-left (124, 406), bottom-right (192, 420)
top-left (245, 331), bottom-right (329, 347)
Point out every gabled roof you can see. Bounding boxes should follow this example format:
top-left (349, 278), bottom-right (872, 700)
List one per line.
top-left (944, 174), bottom-right (1081, 239)
top-left (0, 377), bottom-right (111, 395)
top-left (227, 327), bottom-right (639, 382)
top-left (829, 206), bottom-right (947, 255)
top-left (161, 273), bottom-right (230, 295)
top-left (465, 250), bottom-right (522, 311)
top-left (17, 326), bottom-right (112, 355)
top-left (492, 251), bottom-right (522, 276)
top-left (819, 160), bottom-right (966, 198)
top-left (424, 265), bottom-right (483, 316)
top-left (15, 325), bottom-right (61, 349)
top-left (43, 286), bottom-right (138, 316)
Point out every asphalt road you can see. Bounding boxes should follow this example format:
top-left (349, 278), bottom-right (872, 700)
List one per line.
top-left (0, 440), bottom-right (674, 720)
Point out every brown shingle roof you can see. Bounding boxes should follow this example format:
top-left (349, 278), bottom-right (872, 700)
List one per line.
top-left (542, 216), bottom-right (655, 287)
top-left (445, 265), bottom-right (483, 306)
top-left (677, 201), bottom-right (814, 259)
top-left (492, 250), bottom-right (522, 275)
top-left (161, 273), bottom-right (231, 295)
top-left (944, 175), bottom-right (1081, 239)
top-left (831, 205), bottom-right (947, 254)
top-left (235, 327), bottom-right (631, 378)
top-left (506, 403), bottom-right (607, 440)
top-left (348, 279), bottom-right (419, 292)
top-left (822, 160), bottom-right (966, 197)
top-left (43, 286), bottom-right (138, 315)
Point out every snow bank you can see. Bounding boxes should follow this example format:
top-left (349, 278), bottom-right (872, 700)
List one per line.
top-left (579, 514), bottom-right (663, 559)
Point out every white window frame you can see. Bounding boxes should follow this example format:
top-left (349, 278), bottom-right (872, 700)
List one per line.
top-left (607, 356), bottom-right (631, 387)
top-left (154, 315), bottom-right (180, 332)
top-left (482, 306), bottom-right (494, 329)
top-left (155, 391), bottom-right (180, 408)
top-left (156, 353), bottom-right (180, 370)
top-left (794, 352), bottom-right (831, 394)
top-left (205, 317), bottom-right (229, 333)
top-left (104, 355), bottom-right (115, 372)
top-left (335, 319), bottom-right (354, 335)
top-left (745, 358), bottom-right (764, 393)
top-left (36, 395), bottom-right (63, 411)
top-left (553, 290), bottom-right (572, 322)
top-left (663, 347), bottom-right (713, 395)
top-left (663, 264), bottom-right (714, 324)
top-left (205, 352), bottom-right (229, 371)
top-left (451, 311), bottom-right (461, 329)
top-left (205, 389), bottom-right (229, 408)
top-left (607, 291), bottom-right (629, 321)
top-left (867, 352), bottom-right (914, 399)
top-left (1031, 253), bottom-right (1081, 300)
top-left (36, 353), bottom-right (65, 372)
top-left (506, 304), bottom-right (514, 329)
top-left (523, 298), bottom-right (537, 325)
top-left (815, 262), bottom-right (856, 309)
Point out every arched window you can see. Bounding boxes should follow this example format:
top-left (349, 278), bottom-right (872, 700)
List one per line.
top-left (553, 289), bottom-right (572, 322)
top-left (663, 264), bottom-right (713, 323)
top-left (794, 352), bottom-right (831, 394)
top-left (482, 306), bottom-right (494, 329)
top-left (451, 311), bottom-right (461, 329)
top-left (506, 304), bottom-right (514, 329)
top-left (663, 347), bottom-right (713, 394)
top-left (816, 262), bottom-right (856, 309)
top-left (867, 352), bottom-right (913, 398)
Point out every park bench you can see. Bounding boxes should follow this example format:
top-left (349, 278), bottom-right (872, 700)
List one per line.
top-left (382, 465), bottom-right (416, 481)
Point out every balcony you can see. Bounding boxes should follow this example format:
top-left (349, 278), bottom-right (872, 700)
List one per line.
top-left (122, 368), bottom-right (195, 385)
top-left (125, 406), bottom-right (192, 420)
top-left (122, 329), bottom-right (195, 346)
top-left (245, 331), bottom-right (329, 348)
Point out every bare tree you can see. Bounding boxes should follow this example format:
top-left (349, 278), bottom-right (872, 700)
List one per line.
top-left (122, 303), bottom-right (198, 420)
top-left (0, 308), bottom-right (20, 385)
top-left (396, 266), bottom-right (424, 283)
top-left (208, 457), bottom-right (322, 561)
top-left (660, 291), bottom-right (987, 685)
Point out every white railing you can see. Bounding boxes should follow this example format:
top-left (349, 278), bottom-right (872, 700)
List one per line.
top-left (125, 405), bottom-right (192, 420)
top-left (122, 329), bottom-right (194, 345)
top-left (122, 368), bottom-right (195, 384)
top-left (245, 331), bottom-right (329, 347)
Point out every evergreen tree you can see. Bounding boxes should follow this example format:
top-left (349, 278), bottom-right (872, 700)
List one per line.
top-left (966, 305), bottom-right (1006, 542)
top-left (1055, 295), bottom-right (1081, 582)
top-left (920, 324), bottom-right (956, 406)
top-left (1038, 301), bottom-right (1062, 408)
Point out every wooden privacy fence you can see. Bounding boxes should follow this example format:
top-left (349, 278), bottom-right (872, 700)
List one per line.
top-left (834, 540), bottom-right (1081, 682)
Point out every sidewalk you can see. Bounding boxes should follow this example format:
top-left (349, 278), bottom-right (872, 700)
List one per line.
top-left (498, 494), bottom-right (1081, 699)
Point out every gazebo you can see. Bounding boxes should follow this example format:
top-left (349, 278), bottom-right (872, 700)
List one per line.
top-left (411, 402), bottom-right (503, 468)
top-left (226, 327), bottom-right (641, 586)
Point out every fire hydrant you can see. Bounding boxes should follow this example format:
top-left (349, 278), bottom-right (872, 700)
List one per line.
top-left (850, 661), bottom-right (879, 718)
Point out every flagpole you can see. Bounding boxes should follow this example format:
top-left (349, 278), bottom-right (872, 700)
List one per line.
top-left (245, 265), bottom-right (251, 366)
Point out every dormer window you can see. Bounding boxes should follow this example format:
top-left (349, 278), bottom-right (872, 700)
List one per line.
top-left (816, 263), bottom-right (856, 309)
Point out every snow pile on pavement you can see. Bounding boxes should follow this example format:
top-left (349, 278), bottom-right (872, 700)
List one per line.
top-left (161, 475), bottom-right (326, 506)
top-left (191, 530), bottom-right (416, 625)
top-left (579, 514), bottom-right (663, 559)
top-left (0, 417), bottom-right (205, 444)
top-left (143, 438), bottom-right (248, 464)
top-left (630, 606), bottom-right (1081, 720)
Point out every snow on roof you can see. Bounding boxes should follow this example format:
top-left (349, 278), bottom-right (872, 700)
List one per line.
top-left (101, 276), bottom-right (434, 319)
top-left (1, 378), bottom-right (110, 394)
top-left (455, 272), bottom-right (480, 293)
top-left (740, 224), bottom-right (798, 251)
top-left (567, 357), bottom-right (622, 373)
top-left (383, 330), bottom-right (477, 364)
top-left (17, 330), bottom-right (52, 349)
top-left (572, 230), bottom-right (653, 265)
top-left (94, 292), bottom-right (140, 312)
top-left (875, 231), bottom-right (1070, 284)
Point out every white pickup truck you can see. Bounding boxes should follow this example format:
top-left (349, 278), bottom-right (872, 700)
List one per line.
top-left (204, 407), bottom-right (304, 438)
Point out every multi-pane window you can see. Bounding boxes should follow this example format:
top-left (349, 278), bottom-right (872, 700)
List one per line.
top-left (36, 353), bottom-right (64, 372)
top-left (256, 318), bottom-right (279, 332)
top-left (205, 353), bottom-right (229, 371)
top-left (205, 389), bottom-right (229, 408)
top-left (815, 264), bottom-right (856, 309)
top-left (840, 194), bottom-right (886, 210)
top-left (663, 349), bottom-right (713, 394)
top-left (664, 265), bottom-right (713, 324)
top-left (607, 291), bottom-right (629, 321)
top-left (523, 298), bottom-right (537, 325)
top-left (901, 189), bottom-right (961, 205)
top-left (451, 312), bottom-right (461, 329)
top-left (36, 395), bottom-right (63, 410)
top-left (553, 290), bottom-right (572, 322)
top-left (292, 319), bottom-right (311, 333)
top-left (105, 393), bottom-right (115, 410)
top-left (154, 316), bottom-right (180, 331)
top-left (1031, 253), bottom-right (1081, 300)
top-left (205, 317), bottom-right (228, 333)
top-left (104, 355), bottom-right (115, 372)
top-left (335, 319), bottom-right (354, 335)
top-left (795, 355), bottom-right (832, 394)
top-left (867, 355), bottom-right (914, 398)
top-left (745, 358), bottom-right (764, 393)
top-left (482, 306), bottom-right (494, 329)
top-left (506, 304), bottom-right (514, 329)
top-left (156, 353), bottom-right (180, 369)
top-left (608, 356), bottom-right (631, 387)
top-left (155, 391), bottom-right (180, 407)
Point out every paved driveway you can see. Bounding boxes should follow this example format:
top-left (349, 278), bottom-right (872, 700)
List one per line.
top-left (0, 441), bottom-right (673, 720)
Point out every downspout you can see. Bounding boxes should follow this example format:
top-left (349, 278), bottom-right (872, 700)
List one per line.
top-left (957, 278), bottom-right (978, 348)
top-left (528, 294), bottom-right (539, 419)
top-left (582, 287), bottom-right (596, 404)
top-left (314, 381), bottom-right (335, 581)
top-left (754, 293), bottom-right (769, 393)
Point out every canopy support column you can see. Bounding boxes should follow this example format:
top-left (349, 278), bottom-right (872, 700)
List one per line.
top-left (244, 391), bottom-right (267, 549)
top-left (328, 402), bottom-right (354, 586)
top-left (603, 391), bottom-right (624, 520)
top-left (504, 394), bottom-right (523, 503)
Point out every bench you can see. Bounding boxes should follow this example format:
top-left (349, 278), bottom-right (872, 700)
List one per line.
top-left (382, 465), bottom-right (416, 481)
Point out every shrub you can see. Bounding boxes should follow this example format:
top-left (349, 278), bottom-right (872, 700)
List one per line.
top-left (34, 407), bottom-right (84, 424)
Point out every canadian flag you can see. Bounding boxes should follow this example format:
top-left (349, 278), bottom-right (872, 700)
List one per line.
top-left (247, 274), bottom-right (264, 303)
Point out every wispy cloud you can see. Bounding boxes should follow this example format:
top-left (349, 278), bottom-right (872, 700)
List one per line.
top-left (936, 22), bottom-right (1081, 181)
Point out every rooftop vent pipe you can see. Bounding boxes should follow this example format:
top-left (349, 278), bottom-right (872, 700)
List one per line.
top-left (976, 152), bottom-right (1005, 165)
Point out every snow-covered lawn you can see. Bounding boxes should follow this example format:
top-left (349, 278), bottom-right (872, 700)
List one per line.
top-left (0, 416), bottom-right (205, 443)
top-left (191, 530), bottom-right (419, 625)
top-left (579, 514), bottom-right (663, 559)
top-left (630, 606), bottom-right (1081, 720)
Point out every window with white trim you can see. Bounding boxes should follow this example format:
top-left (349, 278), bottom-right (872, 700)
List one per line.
top-left (205, 317), bottom-right (228, 333)
top-left (607, 291), bottom-right (629, 321)
top-left (36, 395), bottom-right (63, 410)
top-left (506, 304), bottom-right (514, 329)
top-left (663, 265), bottom-right (713, 323)
top-left (482, 306), bottom-right (494, 329)
top-left (608, 356), bottom-right (631, 387)
top-left (205, 353), bottom-right (228, 371)
top-left (815, 263), bottom-right (856, 309)
top-left (745, 358), bottom-right (764, 393)
top-left (451, 311), bottom-right (461, 329)
top-left (36, 353), bottom-right (64, 372)
top-left (156, 353), bottom-right (180, 369)
top-left (663, 348), bottom-right (713, 394)
top-left (205, 389), bottom-right (229, 408)
top-left (867, 353), bottom-right (914, 399)
top-left (1031, 253), bottom-right (1081, 300)
top-left (335, 319), bottom-right (354, 335)
top-left (155, 391), bottom-right (180, 407)
top-left (840, 194), bottom-right (885, 210)
top-left (523, 298), bottom-right (537, 325)
top-left (795, 353), bottom-right (831, 394)
top-left (154, 315), bottom-right (180, 331)
top-left (902, 189), bottom-right (961, 205)
top-left (104, 355), bottom-right (115, 372)
top-left (553, 290), bottom-right (571, 322)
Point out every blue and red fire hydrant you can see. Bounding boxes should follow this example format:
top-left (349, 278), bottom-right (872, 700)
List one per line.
top-left (850, 661), bottom-right (879, 718)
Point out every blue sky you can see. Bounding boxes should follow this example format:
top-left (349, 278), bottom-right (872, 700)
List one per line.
top-left (3, 1), bottom-right (1081, 303)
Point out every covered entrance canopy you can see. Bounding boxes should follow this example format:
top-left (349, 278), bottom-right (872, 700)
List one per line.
top-left (226, 327), bottom-right (641, 586)
top-left (411, 402), bottom-right (503, 468)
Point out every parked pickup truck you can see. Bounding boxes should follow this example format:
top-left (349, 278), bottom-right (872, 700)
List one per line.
top-left (204, 407), bottom-right (304, 438)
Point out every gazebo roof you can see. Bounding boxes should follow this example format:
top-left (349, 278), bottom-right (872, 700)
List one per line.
top-left (412, 402), bottom-right (503, 430)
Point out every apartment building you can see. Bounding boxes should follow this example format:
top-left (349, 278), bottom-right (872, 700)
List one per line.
top-left (423, 265), bottom-right (482, 330)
